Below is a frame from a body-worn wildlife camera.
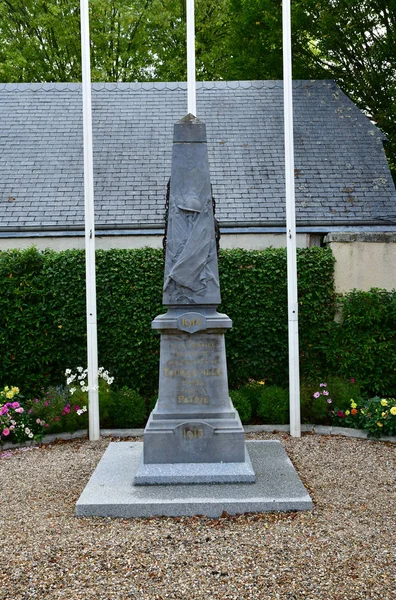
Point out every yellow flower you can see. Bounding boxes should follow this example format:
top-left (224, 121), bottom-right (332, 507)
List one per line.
top-left (361, 410), bottom-right (365, 414)
top-left (4, 386), bottom-right (9, 392)
top-left (350, 400), bottom-right (357, 409)
top-left (381, 399), bottom-right (388, 407)
top-left (11, 386), bottom-right (19, 394)
top-left (257, 380), bottom-right (265, 385)
top-left (6, 390), bottom-right (14, 399)
top-left (390, 407), bottom-right (396, 416)
top-left (377, 422), bottom-right (383, 427)
top-left (345, 410), bottom-right (350, 416)
top-left (381, 412), bottom-right (387, 417)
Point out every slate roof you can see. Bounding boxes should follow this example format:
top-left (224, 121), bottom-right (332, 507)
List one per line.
top-left (0, 80), bottom-right (395, 233)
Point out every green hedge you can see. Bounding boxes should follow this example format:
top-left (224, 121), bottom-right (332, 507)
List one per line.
top-left (2, 246), bottom-right (393, 398)
top-left (327, 289), bottom-right (396, 396)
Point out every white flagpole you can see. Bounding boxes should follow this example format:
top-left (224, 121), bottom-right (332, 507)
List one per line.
top-left (283, 0), bottom-right (301, 437)
top-left (186, 0), bottom-right (197, 116)
top-left (80, 0), bottom-right (100, 441)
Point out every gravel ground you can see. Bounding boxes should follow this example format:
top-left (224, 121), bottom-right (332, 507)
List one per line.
top-left (0, 432), bottom-right (395, 600)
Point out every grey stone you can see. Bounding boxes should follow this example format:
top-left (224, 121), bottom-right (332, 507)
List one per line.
top-left (163, 116), bottom-right (220, 306)
top-left (75, 440), bottom-right (313, 518)
top-left (136, 116), bottom-right (252, 482)
top-left (135, 446), bottom-right (255, 485)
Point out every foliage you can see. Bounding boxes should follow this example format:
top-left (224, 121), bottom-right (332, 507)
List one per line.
top-left (229, 389), bottom-right (252, 424)
top-left (219, 246), bottom-right (335, 388)
top-left (256, 384), bottom-right (289, 424)
top-left (327, 289), bottom-right (396, 396)
top-left (293, 0), bottom-right (396, 181)
top-left (0, 246), bottom-right (336, 397)
top-left (100, 387), bottom-right (147, 428)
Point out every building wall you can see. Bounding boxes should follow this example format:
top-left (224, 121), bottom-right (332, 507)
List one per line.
top-left (0, 233), bottom-right (311, 252)
top-left (325, 233), bottom-right (396, 293)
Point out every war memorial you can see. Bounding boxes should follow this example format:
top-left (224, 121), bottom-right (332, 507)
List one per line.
top-left (76, 115), bottom-right (312, 518)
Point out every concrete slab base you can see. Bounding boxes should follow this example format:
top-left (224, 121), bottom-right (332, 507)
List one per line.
top-left (76, 440), bottom-right (313, 518)
top-left (134, 446), bottom-right (255, 485)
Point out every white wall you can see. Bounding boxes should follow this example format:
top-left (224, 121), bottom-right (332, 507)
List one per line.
top-left (325, 233), bottom-right (396, 293)
top-left (0, 233), bottom-right (310, 252)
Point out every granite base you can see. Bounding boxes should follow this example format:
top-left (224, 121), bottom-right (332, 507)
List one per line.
top-left (76, 440), bottom-right (313, 518)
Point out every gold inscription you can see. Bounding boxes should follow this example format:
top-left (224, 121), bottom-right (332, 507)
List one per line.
top-left (183, 427), bottom-right (204, 439)
top-left (178, 396), bottom-right (209, 405)
top-left (181, 317), bottom-right (201, 329)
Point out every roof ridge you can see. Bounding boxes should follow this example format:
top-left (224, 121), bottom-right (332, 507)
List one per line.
top-left (0, 79), bottom-right (336, 93)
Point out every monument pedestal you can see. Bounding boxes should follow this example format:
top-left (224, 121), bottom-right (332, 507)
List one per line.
top-left (135, 308), bottom-right (255, 484)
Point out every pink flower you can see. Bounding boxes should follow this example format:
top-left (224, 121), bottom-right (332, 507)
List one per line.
top-left (62, 410), bottom-right (66, 416)
top-left (313, 392), bottom-right (320, 398)
top-left (350, 378), bottom-right (355, 383)
top-left (34, 398), bottom-right (39, 403)
top-left (2, 428), bottom-right (10, 437)
top-left (11, 402), bottom-right (20, 408)
top-left (0, 406), bottom-right (8, 415)
top-left (319, 383), bottom-right (327, 388)
top-left (327, 398), bottom-right (332, 404)
top-left (44, 402), bottom-right (50, 407)
top-left (337, 410), bottom-right (345, 418)
top-left (74, 405), bottom-right (81, 412)
top-left (323, 390), bottom-right (329, 396)
top-left (54, 417), bottom-right (60, 422)
top-left (15, 407), bottom-right (24, 414)
top-left (63, 406), bottom-right (70, 414)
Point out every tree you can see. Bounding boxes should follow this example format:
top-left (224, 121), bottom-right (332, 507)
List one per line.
top-left (0, 1), bottom-right (394, 176)
top-left (225, 0), bottom-right (396, 178)
top-left (294, 0), bottom-right (396, 177)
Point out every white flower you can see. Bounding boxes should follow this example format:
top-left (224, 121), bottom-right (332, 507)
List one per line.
top-left (69, 387), bottom-right (76, 395)
top-left (77, 367), bottom-right (84, 373)
top-left (28, 433), bottom-right (33, 439)
top-left (98, 367), bottom-right (104, 374)
top-left (66, 375), bottom-right (76, 385)
top-left (65, 369), bottom-right (72, 376)
top-left (25, 428), bottom-right (30, 434)
top-left (82, 406), bottom-right (87, 413)
top-left (77, 410), bottom-right (82, 416)
top-left (81, 385), bottom-right (89, 392)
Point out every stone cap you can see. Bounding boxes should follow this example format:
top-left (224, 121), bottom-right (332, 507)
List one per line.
top-left (173, 114), bottom-right (207, 143)
top-left (324, 232), bottom-right (396, 243)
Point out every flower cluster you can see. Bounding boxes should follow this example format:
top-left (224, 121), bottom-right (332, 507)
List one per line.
top-left (0, 386), bottom-right (42, 444)
top-left (65, 367), bottom-right (114, 395)
top-left (312, 382), bottom-right (332, 404)
top-left (331, 392), bottom-right (396, 438)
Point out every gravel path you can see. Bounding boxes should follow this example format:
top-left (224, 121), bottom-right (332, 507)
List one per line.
top-left (0, 432), bottom-right (395, 600)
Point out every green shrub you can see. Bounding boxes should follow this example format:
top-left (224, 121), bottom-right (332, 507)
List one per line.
top-left (4, 247), bottom-right (395, 402)
top-left (219, 247), bottom-right (336, 388)
top-left (256, 385), bottom-right (289, 424)
top-left (229, 389), bottom-right (252, 424)
top-left (327, 289), bottom-right (396, 396)
top-left (107, 388), bottom-right (147, 428)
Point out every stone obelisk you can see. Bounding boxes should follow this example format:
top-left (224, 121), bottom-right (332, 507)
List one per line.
top-left (135, 115), bottom-right (255, 484)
